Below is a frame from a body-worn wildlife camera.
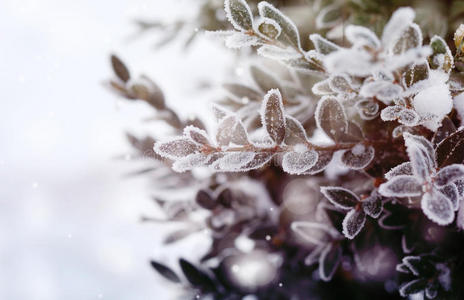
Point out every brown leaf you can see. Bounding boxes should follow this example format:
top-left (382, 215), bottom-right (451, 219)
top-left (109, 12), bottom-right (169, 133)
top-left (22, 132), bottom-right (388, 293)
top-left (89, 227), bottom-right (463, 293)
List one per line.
top-left (315, 96), bottom-right (347, 142)
top-left (216, 115), bottom-right (249, 146)
top-left (262, 89), bottom-right (285, 144)
top-left (436, 127), bottom-right (464, 167)
top-left (111, 55), bottom-right (130, 83)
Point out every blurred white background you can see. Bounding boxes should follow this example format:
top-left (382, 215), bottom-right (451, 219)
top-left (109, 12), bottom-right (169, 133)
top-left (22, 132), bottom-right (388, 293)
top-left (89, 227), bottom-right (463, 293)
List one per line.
top-left (0, 0), bottom-right (231, 299)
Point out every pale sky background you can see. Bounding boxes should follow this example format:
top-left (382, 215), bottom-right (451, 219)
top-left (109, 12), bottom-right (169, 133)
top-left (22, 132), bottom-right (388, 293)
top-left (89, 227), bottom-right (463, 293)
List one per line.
top-left (0, 0), bottom-right (233, 299)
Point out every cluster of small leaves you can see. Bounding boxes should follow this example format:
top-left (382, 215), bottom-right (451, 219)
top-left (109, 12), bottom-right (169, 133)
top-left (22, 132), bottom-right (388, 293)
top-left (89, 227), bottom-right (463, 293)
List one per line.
top-left (397, 255), bottom-right (451, 298)
top-left (108, 1), bottom-right (464, 299)
top-left (154, 88), bottom-right (379, 174)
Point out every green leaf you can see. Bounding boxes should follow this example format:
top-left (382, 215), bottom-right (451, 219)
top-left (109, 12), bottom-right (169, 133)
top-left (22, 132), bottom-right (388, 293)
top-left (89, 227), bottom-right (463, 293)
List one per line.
top-left (403, 63), bottom-right (429, 88)
top-left (256, 17), bottom-right (281, 39)
top-left (310, 34), bottom-right (340, 55)
top-left (392, 23), bottom-right (422, 55)
top-left (224, 0), bottom-right (253, 31)
top-left (258, 1), bottom-right (301, 49)
top-left (429, 35), bottom-right (454, 72)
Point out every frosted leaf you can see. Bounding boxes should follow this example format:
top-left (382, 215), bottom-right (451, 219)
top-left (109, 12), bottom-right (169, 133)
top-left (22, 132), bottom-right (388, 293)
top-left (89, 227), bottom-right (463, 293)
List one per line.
top-left (455, 179), bottom-right (464, 198)
top-left (391, 23), bottom-right (422, 55)
top-left (216, 115), bottom-right (249, 146)
top-left (284, 116), bottom-right (308, 145)
top-left (431, 117), bottom-right (456, 146)
top-left (434, 164), bottom-right (464, 187)
top-left (340, 121), bottom-right (364, 143)
top-left (345, 25), bottom-right (380, 49)
top-left (217, 152), bottom-right (255, 171)
top-left (425, 285), bottom-right (438, 299)
top-left (172, 153), bottom-right (209, 172)
top-left (324, 48), bottom-right (373, 76)
top-left (257, 45), bottom-right (301, 60)
top-left (421, 190), bottom-right (454, 225)
top-left (154, 138), bottom-right (198, 160)
top-left (225, 32), bottom-right (260, 48)
top-left (254, 17), bottom-right (281, 39)
top-left (399, 279), bottom-right (427, 297)
top-left (316, 3), bottom-right (342, 29)
top-left (396, 263), bottom-right (411, 274)
top-left (340, 144), bottom-right (374, 170)
top-left (430, 35), bottom-right (454, 73)
top-left (224, 0), bottom-right (253, 31)
top-left (385, 162), bottom-right (413, 180)
top-left (282, 149), bottom-right (318, 175)
top-left (402, 256), bottom-right (424, 276)
top-left (403, 132), bottom-right (434, 180)
top-left (250, 65), bottom-right (282, 93)
top-left (320, 186), bottom-right (359, 209)
top-left (359, 80), bottom-right (402, 104)
top-left (403, 63), bottom-right (429, 89)
top-left (398, 108), bottom-right (420, 126)
top-left (378, 175), bottom-right (422, 197)
top-left (458, 200), bottom-right (464, 230)
top-left (404, 133), bottom-right (435, 167)
top-left (392, 125), bottom-right (410, 138)
top-left (380, 105), bottom-right (402, 121)
top-left (212, 104), bottom-right (230, 121)
top-left (315, 96), bottom-right (347, 142)
top-left (258, 1), bottom-right (301, 49)
top-left (412, 82), bottom-right (452, 132)
top-left (381, 7), bottom-right (415, 50)
top-left (342, 209), bottom-right (366, 239)
top-left (329, 74), bottom-right (354, 94)
top-left (291, 221), bottom-right (339, 245)
top-left (312, 79), bottom-right (334, 95)
top-left (355, 99), bottom-right (379, 120)
top-left (240, 152), bottom-right (274, 170)
top-left (436, 127), bottom-right (464, 168)
top-left (362, 191), bottom-right (383, 218)
top-left (318, 243), bottom-right (342, 281)
top-left (304, 150), bottom-right (334, 175)
top-left (183, 126), bottom-right (211, 145)
top-left (261, 89), bottom-right (285, 144)
top-left (304, 244), bottom-right (325, 266)
top-left (309, 34), bottom-right (340, 55)
top-left (439, 184), bottom-right (459, 211)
